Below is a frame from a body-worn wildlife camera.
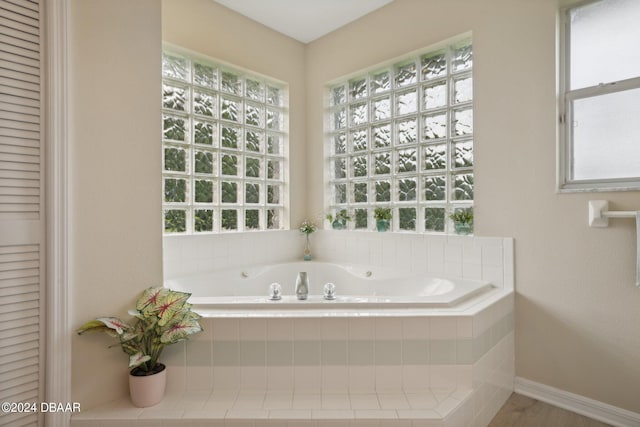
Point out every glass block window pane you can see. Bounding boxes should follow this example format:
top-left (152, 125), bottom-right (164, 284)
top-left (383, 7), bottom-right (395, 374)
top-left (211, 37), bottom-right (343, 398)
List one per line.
top-left (424, 144), bottom-right (446, 170)
top-left (221, 125), bottom-right (240, 149)
top-left (194, 209), bottom-right (213, 232)
top-left (395, 62), bottom-right (417, 87)
top-left (453, 173), bottom-right (474, 200)
top-left (397, 118), bottom-right (417, 144)
top-left (333, 133), bottom-right (347, 154)
top-left (194, 63), bottom-right (216, 88)
top-left (164, 209), bottom-right (186, 233)
top-left (425, 176), bottom-right (446, 201)
top-left (221, 209), bottom-right (238, 230)
top-left (353, 182), bottom-right (368, 203)
top-left (246, 79), bottom-right (264, 101)
top-left (424, 207), bottom-right (445, 232)
top-left (421, 51), bottom-right (446, 80)
top-left (245, 209), bottom-right (260, 230)
top-left (335, 184), bottom-right (347, 204)
top-left (350, 78), bottom-right (367, 100)
top-left (221, 154), bottom-right (238, 176)
top-left (267, 86), bottom-right (282, 106)
top-left (423, 81), bottom-right (447, 110)
top-left (164, 147), bottom-right (187, 172)
top-left (164, 178), bottom-right (186, 203)
top-left (221, 97), bottom-right (241, 122)
top-left (326, 38), bottom-right (473, 233)
top-left (245, 103), bottom-right (264, 127)
top-left (163, 48), bottom-right (287, 233)
top-left (375, 180), bottom-right (391, 202)
top-left (194, 180), bottom-right (213, 203)
top-left (194, 91), bottom-right (215, 117)
top-left (163, 116), bottom-right (187, 142)
top-left (397, 148), bottom-right (417, 174)
top-left (452, 42), bottom-right (473, 71)
top-left (372, 97), bottom-right (391, 121)
top-left (423, 113), bottom-right (447, 140)
top-left (267, 134), bottom-right (282, 154)
top-left (352, 156), bottom-right (368, 178)
top-left (163, 84), bottom-right (187, 111)
top-left (194, 121), bottom-right (215, 146)
top-left (246, 130), bottom-right (263, 152)
top-left (397, 178), bottom-right (416, 201)
top-left (163, 53), bottom-right (188, 80)
top-left (373, 124), bottom-right (391, 148)
top-left (221, 71), bottom-right (241, 95)
top-left (372, 71), bottom-right (391, 94)
top-left (245, 157), bottom-right (261, 178)
top-left (453, 141), bottom-right (473, 168)
top-left (350, 102), bottom-right (368, 126)
top-left (221, 182), bottom-right (238, 203)
top-left (399, 208), bottom-right (416, 231)
top-left (267, 185), bottom-right (280, 204)
top-left (396, 89), bottom-right (417, 115)
top-left (354, 208), bottom-right (368, 229)
top-left (194, 151), bottom-right (214, 174)
top-left (331, 85), bottom-right (346, 106)
top-left (454, 108), bottom-right (473, 136)
top-left (453, 76), bottom-right (472, 104)
top-left (351, 129), bottom-right (368, 152)
top-left (267, 208), bottom-right (281, 229)
top-left (245, 183), bottom-right (260, 204)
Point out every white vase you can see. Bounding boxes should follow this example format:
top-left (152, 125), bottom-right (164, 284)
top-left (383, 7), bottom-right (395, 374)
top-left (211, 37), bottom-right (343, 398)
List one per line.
top-left (129, 364), bottom-right (167, 407)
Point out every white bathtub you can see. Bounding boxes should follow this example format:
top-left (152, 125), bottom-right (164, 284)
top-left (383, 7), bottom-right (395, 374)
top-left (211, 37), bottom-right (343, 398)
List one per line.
top-left (165, 261), bottom-right (494, 315)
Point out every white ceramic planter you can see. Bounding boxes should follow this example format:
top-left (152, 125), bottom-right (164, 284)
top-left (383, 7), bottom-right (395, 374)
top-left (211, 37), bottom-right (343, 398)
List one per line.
top-left (129, 364), bottom-right (167, 407)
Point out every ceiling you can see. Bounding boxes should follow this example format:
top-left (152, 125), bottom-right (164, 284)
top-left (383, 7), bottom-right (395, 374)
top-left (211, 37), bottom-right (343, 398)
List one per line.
top-left (212, 0), bottom-right (394, 44)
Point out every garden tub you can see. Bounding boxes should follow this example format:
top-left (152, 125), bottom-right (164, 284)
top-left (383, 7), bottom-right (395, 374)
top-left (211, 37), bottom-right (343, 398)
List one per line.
top-left (165, 261), bottom-right (495, 315)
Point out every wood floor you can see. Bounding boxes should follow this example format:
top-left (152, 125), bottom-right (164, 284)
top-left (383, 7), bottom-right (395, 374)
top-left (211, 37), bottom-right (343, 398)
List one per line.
top-left (488, 393), bottom-right (612, 427)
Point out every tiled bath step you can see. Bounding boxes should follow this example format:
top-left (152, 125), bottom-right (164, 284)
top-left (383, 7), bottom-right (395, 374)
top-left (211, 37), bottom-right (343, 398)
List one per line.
top-left (71, 388), bottom-right (473, 427)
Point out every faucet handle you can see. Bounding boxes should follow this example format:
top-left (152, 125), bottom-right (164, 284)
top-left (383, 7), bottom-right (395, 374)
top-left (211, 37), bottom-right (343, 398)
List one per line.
top-left (269, 282), bottom-right (282, 300)
top-left (323, 282), bottom-right (336, 300)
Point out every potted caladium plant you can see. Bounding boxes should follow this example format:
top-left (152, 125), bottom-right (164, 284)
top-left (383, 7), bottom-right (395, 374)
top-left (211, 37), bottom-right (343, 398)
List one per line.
top-left (77, 287), bottom-right (203, 407)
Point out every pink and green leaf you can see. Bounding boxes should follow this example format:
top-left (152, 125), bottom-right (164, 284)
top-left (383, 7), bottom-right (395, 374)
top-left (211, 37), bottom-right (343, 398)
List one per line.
top-left (76, 317), bottom-right (130, 336)
top-left (155, 291), bottom-right (191, 326)
top-left (129, 352), bottom-right (151, 369)
top-left (136, 287), bottom-right (166, 312)
top-left (160, 313), bottom-right (203, 343)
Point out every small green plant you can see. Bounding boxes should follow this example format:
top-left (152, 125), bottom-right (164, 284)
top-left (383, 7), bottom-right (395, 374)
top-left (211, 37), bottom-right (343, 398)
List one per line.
top-left (77, 287), bottom-right (203, 374)
top-left (373, 207), bottom-right (392, 221)
top-left (326, 209), bottom-right (351, 229)
top-left (449, 210), bottom-right (473, 225)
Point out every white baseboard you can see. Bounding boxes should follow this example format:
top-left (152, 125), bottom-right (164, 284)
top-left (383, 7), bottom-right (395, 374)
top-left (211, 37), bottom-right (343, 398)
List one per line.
top-left (514, 377), bottom-right (640, 427)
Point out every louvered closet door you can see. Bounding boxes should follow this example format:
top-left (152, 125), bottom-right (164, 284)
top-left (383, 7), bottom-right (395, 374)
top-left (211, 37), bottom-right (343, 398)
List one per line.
top-left (0, 1), bottom-right (44, 426)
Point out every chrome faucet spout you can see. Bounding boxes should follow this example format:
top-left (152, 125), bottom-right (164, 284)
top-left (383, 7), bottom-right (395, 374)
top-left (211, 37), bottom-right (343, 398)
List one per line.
top-left (295, 272), bottom-right (309, 300)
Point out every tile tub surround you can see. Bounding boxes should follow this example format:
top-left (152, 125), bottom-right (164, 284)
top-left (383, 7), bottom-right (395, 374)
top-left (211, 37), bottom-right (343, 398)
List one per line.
top-left (163, 231), bottom-right (514, 293)
top-left (72, 295), bottom-right (514, 426)
top-left (72, 232), bottom-right (517, 425)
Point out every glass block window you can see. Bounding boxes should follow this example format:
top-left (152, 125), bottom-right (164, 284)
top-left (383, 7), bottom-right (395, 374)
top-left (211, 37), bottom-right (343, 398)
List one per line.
top-left (162, 48), bottom-right (288, 233)
top-left (558, 0), bottom-right (640, 191)
top-left (326, 38), bottom-right (473, 233)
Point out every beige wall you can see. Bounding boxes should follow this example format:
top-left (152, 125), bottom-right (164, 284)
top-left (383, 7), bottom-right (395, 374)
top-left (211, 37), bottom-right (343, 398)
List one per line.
top-left (69, 0), bottom-right (163, 408)
top-left (162, 0), bottom-right (307, 227)
top-left (306, 0), bottom-right (640, 412)
top-left (67, 0), bottom-right (640, 414)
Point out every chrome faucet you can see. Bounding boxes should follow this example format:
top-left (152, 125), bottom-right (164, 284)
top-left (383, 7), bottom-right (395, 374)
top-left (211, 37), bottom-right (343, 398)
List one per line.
top-left (295, 272), bottom-right (309, 300)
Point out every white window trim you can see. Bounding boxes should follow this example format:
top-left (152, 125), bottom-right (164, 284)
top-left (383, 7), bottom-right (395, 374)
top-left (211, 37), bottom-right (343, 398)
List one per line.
top-left (557, 1), bottom-right (640, 192)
